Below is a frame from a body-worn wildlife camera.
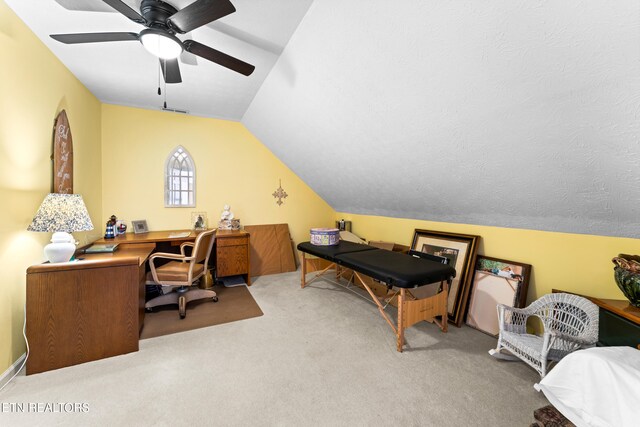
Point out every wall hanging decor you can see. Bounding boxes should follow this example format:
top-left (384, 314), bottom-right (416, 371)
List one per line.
top-left (272, 179), bottom-right (288, 206)
top-left (52, 110), bottom-right (73, 194)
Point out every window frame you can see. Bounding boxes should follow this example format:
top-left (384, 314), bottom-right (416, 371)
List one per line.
top-left (164, 145), bottom-right (196, 208)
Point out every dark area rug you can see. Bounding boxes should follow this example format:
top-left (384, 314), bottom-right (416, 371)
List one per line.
top-left (140, 284), bottom-right (263, 339)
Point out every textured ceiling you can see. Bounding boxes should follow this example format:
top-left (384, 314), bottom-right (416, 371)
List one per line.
top-left (243, 0), bottom-right (640, 238)
top-left (5, 0), bottom-right (313, 119)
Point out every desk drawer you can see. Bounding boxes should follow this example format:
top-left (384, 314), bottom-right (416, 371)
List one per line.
top-left (217, 236), bottom-right (247, 247)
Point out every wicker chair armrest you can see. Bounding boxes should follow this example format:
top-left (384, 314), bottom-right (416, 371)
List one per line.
top-left (547, 330), bottom-right (597, 346)
top-left (497, 304), bottom-right (533, 316)
top-left (497, 304), bottom-right (531, 333)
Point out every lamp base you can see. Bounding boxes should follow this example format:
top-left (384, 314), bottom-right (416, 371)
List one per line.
top-left (44, 232), bottom-right (76, 263)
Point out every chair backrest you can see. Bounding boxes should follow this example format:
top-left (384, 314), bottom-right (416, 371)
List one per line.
top-left (530, 293), bottom-right (599, 342)
top-left (192, 229), bottom-right (216, 267)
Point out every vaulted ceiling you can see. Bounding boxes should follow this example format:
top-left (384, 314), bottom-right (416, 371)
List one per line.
top-left (6, 0), bottom-right (313, 119)
top-left (6, 0), bottom-right (640, 238)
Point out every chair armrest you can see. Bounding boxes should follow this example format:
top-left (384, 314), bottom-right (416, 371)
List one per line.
top-left (547, 330), bottom-right (597, 346)
top-left (149, 252), bottom-right (190, 262)
top-left (148, 252), bottom-right (194, 285)
top-left (497, 304), bottom-right (533, 316)
top-left (180, 242), bottom-right (195, 257)
top-left (497, 304), bottom-right (531, 333)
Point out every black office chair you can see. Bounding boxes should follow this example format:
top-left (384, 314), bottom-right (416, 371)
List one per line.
top-left (145, 228), bottom-right (217, 318)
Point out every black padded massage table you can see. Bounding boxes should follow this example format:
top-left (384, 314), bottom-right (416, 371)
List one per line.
top-left (297, 241), bottom-right (456, 352)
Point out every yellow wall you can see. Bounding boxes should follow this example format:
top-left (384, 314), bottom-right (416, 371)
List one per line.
top-left (0, 1), bottom-right (102, 373)
top-left (101, 104), bottom-right (335, 246)
top-left (338, 213), bottom-right (639, 304)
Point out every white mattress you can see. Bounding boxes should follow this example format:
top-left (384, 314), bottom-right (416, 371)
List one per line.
top-left (534, 346), bottom-right (640, 427)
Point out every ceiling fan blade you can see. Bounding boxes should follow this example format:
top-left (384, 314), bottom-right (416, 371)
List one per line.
top-left (183, 40), bottom-right (254, 76)
top-left (102, 0), bottom-right (145, 24)
top-left (160, 59), bottom-right (182, 84)
top-left (168, 0), bottom-right (236, 34)
top-left (50, 32), bottom-right (139, 44)
top-left (180, 51), bottom-right (198, 66)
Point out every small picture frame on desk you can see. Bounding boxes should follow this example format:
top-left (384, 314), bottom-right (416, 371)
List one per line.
top-left (132, 220), bottom-right (149, 234)
top-left (191, 212), bottom-right (208, 231)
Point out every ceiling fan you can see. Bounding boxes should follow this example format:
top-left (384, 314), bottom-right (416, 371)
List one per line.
top-left (50, 0), bottom-right (255, 84)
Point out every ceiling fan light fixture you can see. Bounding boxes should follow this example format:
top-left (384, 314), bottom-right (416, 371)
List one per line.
top-left (139, 29), bottom-right (182, 59)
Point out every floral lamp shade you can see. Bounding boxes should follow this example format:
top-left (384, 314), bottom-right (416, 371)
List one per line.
top-left (28, 193), bottom-right (94, 263)
top-left (28, 193), bottom-right (93, 233)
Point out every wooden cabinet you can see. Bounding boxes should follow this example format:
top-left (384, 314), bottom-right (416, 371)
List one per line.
top-left (589, 297), bottom-right (640, 349)
top-left (26, 246), bottom-right (152, 375)
top-left (215, 230), bottom-right (251, 285)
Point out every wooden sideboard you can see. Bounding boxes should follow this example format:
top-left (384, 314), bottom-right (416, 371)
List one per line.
top-left (588, 297), bottom-right (640, 349)
top-left (26, 245), bottom-right (153, 375)
top-left (215, 229), bottom-right (251, 285)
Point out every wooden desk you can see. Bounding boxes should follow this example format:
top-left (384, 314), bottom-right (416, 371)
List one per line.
top-left (26, 245), bottom-right (154, 375)
top-left (94, 229), bottom-right (197, 247)
top-left (95, 229), bottom-right (251, 285)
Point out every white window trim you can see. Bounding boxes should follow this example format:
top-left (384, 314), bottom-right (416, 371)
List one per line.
top-left (164, 145), bottom-right (196, 208)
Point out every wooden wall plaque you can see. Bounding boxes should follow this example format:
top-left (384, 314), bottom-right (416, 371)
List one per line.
top-left (53, 110), bottom-right (73, 194)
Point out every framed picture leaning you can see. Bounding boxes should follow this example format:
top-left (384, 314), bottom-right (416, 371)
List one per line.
top-left (410, 229), bottom-right (480, 326)
top-left (466, 256), bottom-right (531, 336)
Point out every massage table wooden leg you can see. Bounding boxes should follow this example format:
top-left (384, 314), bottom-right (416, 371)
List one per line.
top-left (300, 251), bottom-right (307, 288)
top-left (353, 271), bottom-right (397, 335)
top-left (398, 288), bottom-right (406, 352)
top-left (433, 280), bottom-right (449, 333)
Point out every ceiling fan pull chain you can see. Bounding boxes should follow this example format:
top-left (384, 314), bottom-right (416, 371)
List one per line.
top-left (163, 60), bottom-right (168, 109)
top-left (157, 61), bottom-right (162, 95)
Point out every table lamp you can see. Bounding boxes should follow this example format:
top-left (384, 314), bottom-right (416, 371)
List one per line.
top-left (27, 193), bottom-right (94, 263)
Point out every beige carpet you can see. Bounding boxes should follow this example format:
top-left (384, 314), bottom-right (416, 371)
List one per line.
top-left (3, 271), bottom-right (548, 426)
top-left (140, 284), bottom-right (263, 339)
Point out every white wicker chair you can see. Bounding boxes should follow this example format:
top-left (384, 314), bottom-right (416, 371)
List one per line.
top-left (489, 293), bottom-right (599, 377)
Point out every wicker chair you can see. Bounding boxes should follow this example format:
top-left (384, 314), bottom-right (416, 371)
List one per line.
top-left (489, 293), bottom-right (599, 378)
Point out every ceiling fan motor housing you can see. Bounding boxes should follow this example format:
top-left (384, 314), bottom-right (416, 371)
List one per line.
top-left (140, 0), bottom-right (178, 32)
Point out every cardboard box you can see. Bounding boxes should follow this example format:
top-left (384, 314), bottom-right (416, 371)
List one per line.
top-left (367, 240), bottom-right (410, 254)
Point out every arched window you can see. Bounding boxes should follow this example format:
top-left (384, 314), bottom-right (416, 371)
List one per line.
top-left (165, 145), bottom-right (195, 207)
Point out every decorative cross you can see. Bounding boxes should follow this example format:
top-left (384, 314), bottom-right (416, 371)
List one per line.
top-left (272, 179), bottom-right (288, 206)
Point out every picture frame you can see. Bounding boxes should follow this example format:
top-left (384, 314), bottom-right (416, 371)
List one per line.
top-left (131, 220), bottom-right (149, 234)
top-left (410, 229), bottom-right (480, 326)
top-left (191, 212), bottom-right (208, 231)
top-left (465, 256), bottom-right (531, 336)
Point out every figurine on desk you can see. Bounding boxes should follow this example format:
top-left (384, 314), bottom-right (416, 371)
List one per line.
top-left (218, 204), bottom-right (241, 230)
top-left (105, 214), bottom-right (127, 238)
top-left (104, 215), bottom-right (116, 239)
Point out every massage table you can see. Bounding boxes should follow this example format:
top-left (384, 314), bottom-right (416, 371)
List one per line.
top-left (297, 241), bottom-right (456, 352)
